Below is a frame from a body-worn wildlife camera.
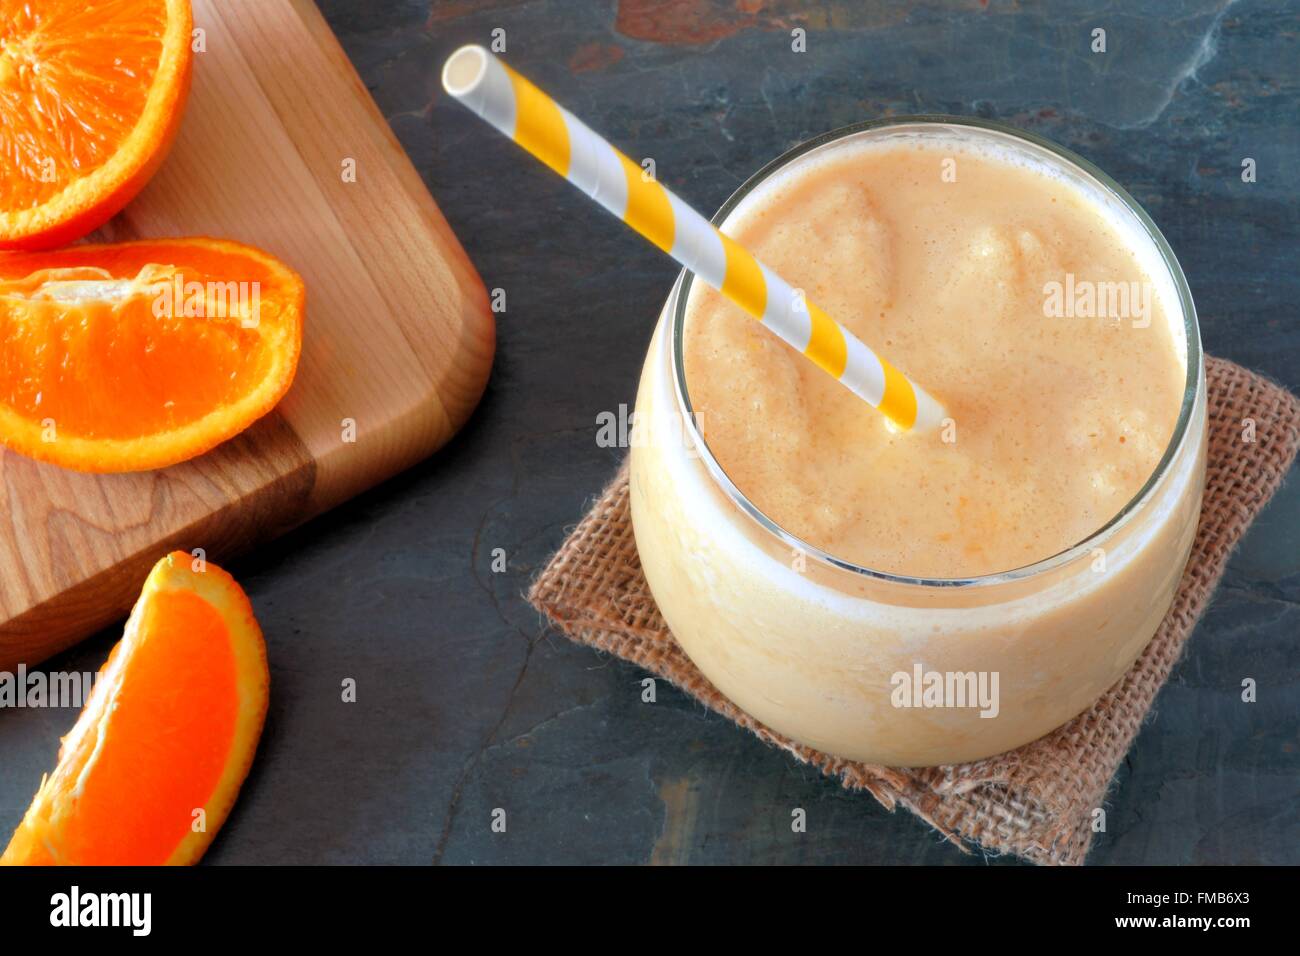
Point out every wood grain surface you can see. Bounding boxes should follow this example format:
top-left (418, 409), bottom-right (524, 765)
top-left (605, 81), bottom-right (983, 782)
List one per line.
top-left (0, 0), bottom-right (495, 669)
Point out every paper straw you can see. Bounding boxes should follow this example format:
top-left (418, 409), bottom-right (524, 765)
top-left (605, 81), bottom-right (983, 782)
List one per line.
top-left (442, 45), bottom-right (945, 433)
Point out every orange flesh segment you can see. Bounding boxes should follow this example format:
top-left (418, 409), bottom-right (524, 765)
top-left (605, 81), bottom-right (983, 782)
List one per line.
top-left (50, 590), bottom-right (238, 865)
top-left (0, 268), bottom-right (278, 440)
top-left (0, 238), bottom-right (303, 471)
top-left (0, 0), bottom-right (168, 211)
top-left (1, 553), bottom-right (268, 866)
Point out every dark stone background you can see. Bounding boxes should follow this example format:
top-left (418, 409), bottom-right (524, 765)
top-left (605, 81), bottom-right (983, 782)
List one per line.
top-left (1, 0), bottom-right (1295, 864)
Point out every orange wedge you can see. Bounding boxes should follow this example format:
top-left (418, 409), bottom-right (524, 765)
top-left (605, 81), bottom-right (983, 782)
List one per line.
top-left (0, 237), bottom-right (304, 472)
top-left (0, 0), bottom-right (194, 249)
top-left (1, 552), bottom-right (269, 866)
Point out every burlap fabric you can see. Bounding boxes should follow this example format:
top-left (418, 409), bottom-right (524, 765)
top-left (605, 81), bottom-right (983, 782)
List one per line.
top-left (528, 357), bottom-right (1300, 865)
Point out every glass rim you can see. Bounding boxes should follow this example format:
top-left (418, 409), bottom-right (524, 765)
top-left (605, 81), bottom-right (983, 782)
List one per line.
top-left (669, 115), bottom-right (1203, 590)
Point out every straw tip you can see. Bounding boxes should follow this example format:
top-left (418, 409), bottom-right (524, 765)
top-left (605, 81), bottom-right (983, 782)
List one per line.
top-left (442, 45), bottom-right (489, 98)
top-left (911, 388), bottom-right (948, 435)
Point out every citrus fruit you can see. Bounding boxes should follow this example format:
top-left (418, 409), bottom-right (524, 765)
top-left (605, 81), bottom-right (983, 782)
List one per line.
top-left (0, 237), bottom-right (305, 472)
top-left (0, 0), bottom-right (195, 249)
top-left (1, 551), bottom-right (269, 866)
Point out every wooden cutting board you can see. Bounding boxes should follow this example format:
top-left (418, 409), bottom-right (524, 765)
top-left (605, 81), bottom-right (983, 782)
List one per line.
top-left (0, 0), bottom-right (495, 669)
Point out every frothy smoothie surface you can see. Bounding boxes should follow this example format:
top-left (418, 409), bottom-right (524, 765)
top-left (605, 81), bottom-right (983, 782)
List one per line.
top-left (683, 139), bottom-right (1186, 578)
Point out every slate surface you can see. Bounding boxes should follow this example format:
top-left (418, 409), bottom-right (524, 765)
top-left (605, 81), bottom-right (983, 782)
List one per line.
top-left (0, 0), bottom-right (1295, 865)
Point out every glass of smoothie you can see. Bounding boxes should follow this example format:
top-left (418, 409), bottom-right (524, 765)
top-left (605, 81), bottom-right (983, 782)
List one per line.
top-left (629, 117), bottom-right (1206, 766)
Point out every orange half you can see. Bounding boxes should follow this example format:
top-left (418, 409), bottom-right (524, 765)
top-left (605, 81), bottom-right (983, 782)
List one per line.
top-left (1, 552), bottom-right (269, 866)
top-left (0, 237), bottom-right (305, 472)
top-left (0, 0), bottom-right (194, 249)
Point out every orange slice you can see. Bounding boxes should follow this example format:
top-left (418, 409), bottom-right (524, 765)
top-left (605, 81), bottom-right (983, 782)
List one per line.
top-left (1, 551), bottom-right (269, 866)
top-left (0, 0), bottom-right (194, 249)
top-left (0, 237), bottom-right (304, 472)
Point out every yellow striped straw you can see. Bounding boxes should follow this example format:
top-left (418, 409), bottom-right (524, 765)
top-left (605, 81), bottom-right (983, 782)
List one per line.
top-left (441, 45), bottom-right (945, 433)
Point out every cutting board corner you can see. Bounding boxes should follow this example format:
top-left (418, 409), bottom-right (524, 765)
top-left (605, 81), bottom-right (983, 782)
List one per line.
top-left (0, 0), bottom-right (495, 667)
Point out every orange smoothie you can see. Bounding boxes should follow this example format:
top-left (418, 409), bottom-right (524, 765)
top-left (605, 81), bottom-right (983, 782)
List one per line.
top-left (682, 140), bottom-right (1184, 578)
top-left (629, 120), bottom-right (1205, 765)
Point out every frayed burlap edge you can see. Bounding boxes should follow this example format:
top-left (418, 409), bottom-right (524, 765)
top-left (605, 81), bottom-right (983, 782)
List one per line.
top-left (528, 357), bottom-right (1300, 865)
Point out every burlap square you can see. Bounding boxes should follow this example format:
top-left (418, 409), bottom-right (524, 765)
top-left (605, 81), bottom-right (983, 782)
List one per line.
top-left (528, 357), bottom-right (1300, 865)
